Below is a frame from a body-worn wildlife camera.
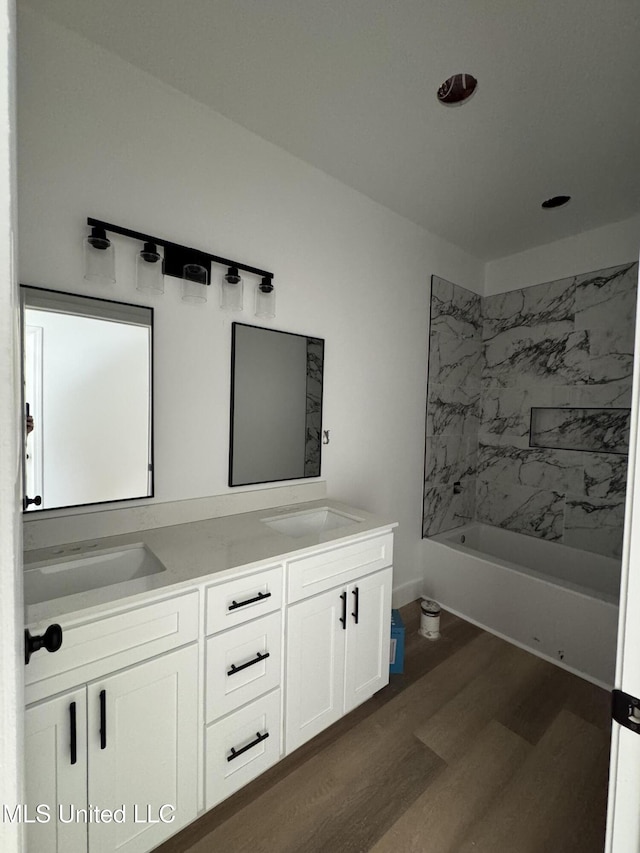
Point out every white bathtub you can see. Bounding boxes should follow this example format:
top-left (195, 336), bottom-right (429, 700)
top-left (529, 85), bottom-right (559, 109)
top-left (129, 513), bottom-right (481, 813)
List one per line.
top-left (427, 522), bottom-right (621, 687)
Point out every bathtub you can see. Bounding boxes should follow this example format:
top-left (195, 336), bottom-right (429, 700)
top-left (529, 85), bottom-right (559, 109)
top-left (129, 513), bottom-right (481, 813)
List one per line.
top-left (427, 522), bottom-right (621, 687)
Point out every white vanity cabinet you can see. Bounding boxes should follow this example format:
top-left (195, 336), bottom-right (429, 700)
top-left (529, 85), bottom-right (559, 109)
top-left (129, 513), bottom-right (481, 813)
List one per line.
top-left (24, 592), bottom-right (199, 853)
top-left (25, 688), bottom-right (88, 853)
top-left (285, 534), bottom-right (393, 753)
top-left (203, 564), bottom-right (284, 809)
top-left (23, 508), bottom-right (396, 853)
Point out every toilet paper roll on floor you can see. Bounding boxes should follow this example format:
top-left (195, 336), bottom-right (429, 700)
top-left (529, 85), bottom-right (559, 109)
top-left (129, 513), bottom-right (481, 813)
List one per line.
top-left (419, 598), bottom-right (441, 640)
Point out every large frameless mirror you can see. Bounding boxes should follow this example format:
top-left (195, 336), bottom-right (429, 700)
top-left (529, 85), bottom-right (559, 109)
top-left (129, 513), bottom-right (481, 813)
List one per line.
top-left (229, 322), bottom-right (324, 487)
top-left (21, 286), bottom-right (153, 512)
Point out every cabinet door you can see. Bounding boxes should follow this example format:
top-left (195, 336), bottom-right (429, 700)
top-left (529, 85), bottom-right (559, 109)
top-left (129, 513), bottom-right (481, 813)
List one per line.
top-left (25, 689), bottom-right (88, 853)
top-left (87, 644), bottom-right (198, 853)
top-left (344, 567), bottom-right (392, 714)
top-left (285, 586), bottom-right (347, 753)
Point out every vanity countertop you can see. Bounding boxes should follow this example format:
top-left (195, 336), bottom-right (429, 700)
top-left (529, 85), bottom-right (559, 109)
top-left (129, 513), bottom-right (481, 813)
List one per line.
top-left (24, 499), bottom-right (398, 626)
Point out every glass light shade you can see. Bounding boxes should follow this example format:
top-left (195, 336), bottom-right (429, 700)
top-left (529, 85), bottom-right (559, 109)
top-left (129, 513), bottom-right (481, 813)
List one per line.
top-left (181, 263), bottom-right (208, 303)
top-left (136, 242), bottom-right (164, 294)
top-left (220, 267), bottom-right (243, 311)
top-left (83, 228), bottom-right (115, 284)
top-left (255, 279), bottom-right (275, 319)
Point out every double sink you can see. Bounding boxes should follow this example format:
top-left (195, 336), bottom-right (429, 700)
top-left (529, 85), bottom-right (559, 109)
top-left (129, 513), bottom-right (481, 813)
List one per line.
top-left (24, 507), bottom-right (363, 606)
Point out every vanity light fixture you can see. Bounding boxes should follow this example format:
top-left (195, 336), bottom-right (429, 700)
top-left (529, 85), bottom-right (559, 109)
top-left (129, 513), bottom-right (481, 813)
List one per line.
top-left (136, 241), bottom-right (164, 294)
top-left (255, 277), bottom-right (276, 319)
top-left (84, 226), bottom-right (116, 284)
top-left (221, 267), bottom-right (243, 311)
top-left (182, 262), bottom-right (208, 303)
top-left (83, 217), bottom-right (275, 310)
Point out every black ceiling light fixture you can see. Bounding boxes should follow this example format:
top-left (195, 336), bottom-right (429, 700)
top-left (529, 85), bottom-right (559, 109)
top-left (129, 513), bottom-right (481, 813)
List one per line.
top-left (541, 195), bottom-right (572, 209)
top-left (83, 217), bottom-right (275, 315)
top-left (437, 73), bottom-right (478, 106)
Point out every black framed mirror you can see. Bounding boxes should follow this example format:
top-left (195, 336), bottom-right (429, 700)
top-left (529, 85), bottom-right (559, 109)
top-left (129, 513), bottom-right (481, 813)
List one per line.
top-left (229, 322), bottom-right (324, 487)
top-left (21, 286), bottom-right (154, 512)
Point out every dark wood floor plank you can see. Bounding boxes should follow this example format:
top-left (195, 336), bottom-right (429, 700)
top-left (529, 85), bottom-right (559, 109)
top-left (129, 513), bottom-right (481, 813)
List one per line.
top-left (457, 709), bottom-right (610, 853)
top-left (414, 640), bottom-right (545, 761)
top-left (371, 721), bottom-right (530, 853)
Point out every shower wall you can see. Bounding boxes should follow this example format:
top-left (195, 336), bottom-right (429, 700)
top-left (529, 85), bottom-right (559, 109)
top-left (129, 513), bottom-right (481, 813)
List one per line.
top-left (423, 262), bottom-right (638, 557)
top-left (422, 277), bottom-right (481, 536)
top-left (479, 262), bottom-right (637, 558)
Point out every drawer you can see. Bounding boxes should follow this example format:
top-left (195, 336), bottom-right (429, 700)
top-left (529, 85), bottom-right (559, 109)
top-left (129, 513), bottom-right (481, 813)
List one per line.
top-left (205, 611), bottom-right (282, 723)
top-left (287, 532), bottom-right (393, 603)
top-left (25, 591), bottom-right (199, 704)
top-left (205, 689), bottom-right (281, 809)
top-left (206, 565), bottom-right (283, 635)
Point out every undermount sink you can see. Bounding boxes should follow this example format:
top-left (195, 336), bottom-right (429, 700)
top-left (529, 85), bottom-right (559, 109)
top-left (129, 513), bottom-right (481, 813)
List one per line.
top-left (23, 544), bottom-right (167, 605)
top-left (261, 507), bottom-right (364, 539)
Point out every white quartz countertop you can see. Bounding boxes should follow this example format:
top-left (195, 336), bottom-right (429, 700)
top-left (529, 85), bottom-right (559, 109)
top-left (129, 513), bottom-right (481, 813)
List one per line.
top-left (24, 499), bottom-right (397, 627)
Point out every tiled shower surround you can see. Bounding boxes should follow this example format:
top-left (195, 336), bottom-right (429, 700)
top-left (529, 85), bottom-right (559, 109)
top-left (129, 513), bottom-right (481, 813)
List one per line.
top-left (423, 262), bottom-right (638, 558)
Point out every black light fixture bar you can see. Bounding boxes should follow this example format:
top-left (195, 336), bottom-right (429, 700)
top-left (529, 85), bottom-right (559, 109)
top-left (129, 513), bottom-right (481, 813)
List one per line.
top-left (87, 217), bottom-right (274, 282)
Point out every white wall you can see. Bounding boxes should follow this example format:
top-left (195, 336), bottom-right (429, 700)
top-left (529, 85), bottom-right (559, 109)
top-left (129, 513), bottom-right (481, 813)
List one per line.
top-left (17, 7), bottom-right (483, 598)
top-left (485, 215), bottom-right (640, 295)
top-left (0, 0), bottom-right (23, 849)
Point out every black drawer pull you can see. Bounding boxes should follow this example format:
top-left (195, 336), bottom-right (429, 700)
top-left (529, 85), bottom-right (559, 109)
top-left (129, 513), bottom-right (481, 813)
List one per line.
top-left (352, 587), bottom-right (360, 624)
top-left (339, 591), bottom-right (347, 629)
top-left (228, 651), bottom-right (271, 677)
top-left (99, 689), bottom-right (107, 750)
top-left (228, 591), bottom-right (272, 611)
top-left (69, 701), bottom-right (77, 766)
top-left (227, 731), bottom-right (269, 762)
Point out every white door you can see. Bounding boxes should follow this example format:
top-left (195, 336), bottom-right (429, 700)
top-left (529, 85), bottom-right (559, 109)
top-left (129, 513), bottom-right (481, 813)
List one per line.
top-left (87, 645), bottom-right (198, 853)
top-left (285, 586), bottom-right (347, 753)
top-left (606, 259), bottom-right (640, 853)
top-left (24, 689), bottom-right (88, 853)
top-left (344, 567), bottom-right (393, 714)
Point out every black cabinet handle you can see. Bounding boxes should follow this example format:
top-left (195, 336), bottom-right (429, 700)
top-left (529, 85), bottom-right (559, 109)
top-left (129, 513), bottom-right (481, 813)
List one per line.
top-left (25, 624), bottom-right (63, 665)
top-left (227, 651), bottom-right (270, 677)
top-left (69, 702), bottom-right (77, 766)
top-left (99, 690), bottom-right (107, 750)
top-left (339, 591), bottom-right (347, 629)
top-left (228, 591), bottom-right (272, 611)
top-left (23, 495), bottom-right (42, 510)
top-left (227, 731), bottom-right (269, 762)
top-left (352, 587), bottom-right (360, 624)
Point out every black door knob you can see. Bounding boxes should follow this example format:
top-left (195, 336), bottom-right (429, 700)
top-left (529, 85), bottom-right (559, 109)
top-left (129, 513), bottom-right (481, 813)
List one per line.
top-left (25, 624), bottom-right (63, 665)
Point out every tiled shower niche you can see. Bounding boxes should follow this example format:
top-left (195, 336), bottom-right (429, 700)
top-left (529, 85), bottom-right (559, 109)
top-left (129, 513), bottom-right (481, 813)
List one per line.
top-left (529, 407), bottom-right (631, 455)
top-left (423, 262), bottom-right (638, 558)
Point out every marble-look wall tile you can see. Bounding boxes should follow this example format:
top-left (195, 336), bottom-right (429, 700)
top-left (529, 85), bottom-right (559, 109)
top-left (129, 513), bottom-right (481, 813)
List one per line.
top-left (424, 277), bottom-right (482, 537)
top-left (431, 276), bottom-right (481, 338)
top-left (477, 439), bottom-right (583, 493)
top-left (564, 494), bottom-right (627, 558)
top-left (483, 329), bottom-right (590, 388)
top-left (429, 331), bottom-right (482, 387)
top-left (480, 387), bottom-right (552, 442)
top-left (483, 277), bottom-right (575, 339)
top-left (572, 382), bottom-right (633, 409)
top-left (423, 480), bottom-right (475, 538)
top-left (582, 454), bottom-right (629, 498)
top-left (472, 261), bottom-right (636, 559)
top-left (574, 263), bottom-right (638, 332)
top-left (427, 385), bottom-right (480, 436)
top-left (425, 435), bottom-right (477, 484)
top-left (476, 478), bottom-right (564, 541)
top-left (530, 407), bottom-right (630, 454)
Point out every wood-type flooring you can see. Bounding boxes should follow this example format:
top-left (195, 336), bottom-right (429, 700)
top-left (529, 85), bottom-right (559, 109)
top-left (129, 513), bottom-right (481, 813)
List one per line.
top-left (155, 602), bottom-right (612, 853)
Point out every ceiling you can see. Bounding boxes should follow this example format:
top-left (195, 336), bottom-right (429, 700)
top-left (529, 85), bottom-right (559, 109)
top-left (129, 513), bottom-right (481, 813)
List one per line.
top-left (22, 0), bottom-right (640, 260)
